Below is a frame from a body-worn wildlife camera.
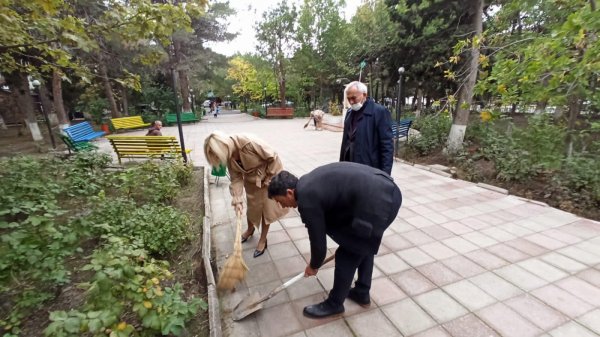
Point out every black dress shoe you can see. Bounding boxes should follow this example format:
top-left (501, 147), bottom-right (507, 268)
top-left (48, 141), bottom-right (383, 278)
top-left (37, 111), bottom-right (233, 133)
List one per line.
top-left (253, 240), bottom-right (267, 258)
top-left (303, 300), bottom-right (344, 319)
top-left (347, 288), bottom-right (371, 308)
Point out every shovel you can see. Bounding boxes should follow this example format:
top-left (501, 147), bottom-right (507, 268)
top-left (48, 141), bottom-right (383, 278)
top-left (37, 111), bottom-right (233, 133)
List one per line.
top-left (232, 254), bottom-right (335, 321)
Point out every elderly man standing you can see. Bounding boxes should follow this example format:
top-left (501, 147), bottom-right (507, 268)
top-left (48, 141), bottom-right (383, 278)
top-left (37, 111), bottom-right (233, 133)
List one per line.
top-left (268, 162), bottom-right (402, 318)
top-left (340, 81), bottom-right (394, 174)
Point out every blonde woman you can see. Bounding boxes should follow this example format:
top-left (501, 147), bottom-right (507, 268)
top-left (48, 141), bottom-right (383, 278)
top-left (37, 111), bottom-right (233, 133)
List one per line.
top-left (204, 131), bottom-right (288, 257)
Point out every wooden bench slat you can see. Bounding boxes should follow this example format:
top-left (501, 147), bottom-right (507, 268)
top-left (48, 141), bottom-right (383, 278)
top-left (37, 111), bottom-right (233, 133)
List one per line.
top-left (165, 113), bottom-right (199, 126)
top-left (110, 116), bottom-right (151, 131)
top-left (392, 119), bottom-right (413, 141)
top-left (106, 135), bottom-right (191, 164)
top-left (64, 121), bottom-right (106, 142)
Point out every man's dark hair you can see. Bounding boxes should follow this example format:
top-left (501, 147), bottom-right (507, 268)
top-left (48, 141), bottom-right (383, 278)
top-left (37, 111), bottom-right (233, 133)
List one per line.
top-left (268, 170), bottom-right (298, 198)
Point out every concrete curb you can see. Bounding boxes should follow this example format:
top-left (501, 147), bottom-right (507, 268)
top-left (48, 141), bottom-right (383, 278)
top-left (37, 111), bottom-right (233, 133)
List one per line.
top-left (476, 182), bottom-right (509, 195)
top-left (202, 168), bottom-right (222, 337)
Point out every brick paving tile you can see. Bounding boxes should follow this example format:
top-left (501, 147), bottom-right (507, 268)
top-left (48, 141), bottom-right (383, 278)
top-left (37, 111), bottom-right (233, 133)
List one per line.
top-left (494, 264), bottom-right (548, 291)
top-left (500, 222), bottom-right (535, 237)
top-left (411, 326), bottom-right (452, 337)
top-left (461, 231), bottom-right (498, 248)
top-left (563, 219), bottom-right (600, 239)
top-left (541, 229), bottom-right (583, 245)
top-left (397, 247), bottom-right (435, 267)
top-left (390, 219), bottom-right (417, 234)
top-left (305, 319), bottom-right (354, 337)
top-left (577, 309), bottom-right (600, 335)
top-left (346, 309), bottom-right (401, 337)
top-left (228, 316), bottom-right (261, 337)
top-left (477, 302), bottom-right (542, 337)
top-left (516, 258), bottom-right (568, 282)
top-left (293, 238), bottom-right (312, 255)
top-left (421, 225), bottom-right (456, 240)
top-left (375, 253), bottom-right (411, 275)
top-left (370, 277), bottom-right (407, 306)
top-left (262, 241), bottom-right (299, 260)
top-left (403, 230), bottom-right (436, 245)
top-left (417, 262), bottom-right (462, 287)
top-left (419, 242), bottom-right (459, 260)
top-left (548, 321), bottom-right (599, 337)
top-left (442, 313), bottom-right (500, 337)
top-left (245, 262), bottom-right (280, 287)
top-left (441, 221), bottom-right (473, 235)
top-left (525, 233), bottom-right (568, 250)
top-left (577, 268), bottom-right (600, 287)
top-left (280, 217), bottom-right (305, 229)
top-left (382, 298), bottom-right (436, 336)
top-left (555, 276), bottom-right (600, 306)
top-left (504, 294), bottom-right (569, 330)
top-left (266, 229), bottom-right (292, 245)
top-left (286, 276), bottom-right (325, 301)
top-left (558, 246), bottom-right (600, 266)
top-left (441, 236), bottom-right (479, 254)
top-left (481, 226), bottom-right (517, 241)
top-left (392, 269), bottom-right (437, 296)
top-left (414, 289), bottom-right (469, 323)
top-left (245, 279), bottom-right (291, 310)
top-left (463, 214), bottom-right (504, 229)
top-left (441, 255), bottom-right (485, 278)
top-left (382, 233), bottom-right (413, 251)
top-left (578, 240), bottom-right (600, 256)
top-left (469, 272), bottom-right (523, 301)
top-left (443, 279), bottom-right (496, 311)
top-left (315, 266), bottom-right (334, 291)
top-left (255, 302), bottom-right (304, 337)
top-left (464, 249), bottom-right (510, 270)
top-left (286, 332), bottom-right (307, 337)
top-left (406, 215), bottom-right (437, 229)
top-left (486, 243), bottom-right (530, 263)
top-left (287, 227), bottom-right (309, 241)
top-left (274, 255), bottom-right (308, 279)
top-left (505, 238), bottom-right (549, 256)
top-left (541, 252), bottom-right (587, 273)
top-left (531, 284), bottom-right (594, 318)
top-left (421, 211), bottom-right (450, 225)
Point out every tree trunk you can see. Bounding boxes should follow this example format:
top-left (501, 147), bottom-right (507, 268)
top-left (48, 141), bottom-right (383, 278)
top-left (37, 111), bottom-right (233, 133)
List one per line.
top-left (121, 85), bottom-right (129, 116)
top-left (565, 95), bottom-right (580, 158)
top-left (99, 62), bottom-right (121, 118)
top-left (37, 80), bottom-right (58, 126)
top-left (447, 0), bottom-right (483, 153)
top-left (535, 100), bottom-right (548, 114)
top-left (0, 115), bottom-right (7, 130)
top-left (9, 71), bottom-right (43, 141)
top-left (52, 70), bottom-right (70, 129)
top-left (178, 70), bottom-right (192, 113)
top-left (415, 82), bottom-right (423, 118)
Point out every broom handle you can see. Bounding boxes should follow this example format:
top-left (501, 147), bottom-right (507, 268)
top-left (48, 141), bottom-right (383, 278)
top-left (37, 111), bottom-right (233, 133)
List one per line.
top-left (258, 254), bottom-right (335, 303)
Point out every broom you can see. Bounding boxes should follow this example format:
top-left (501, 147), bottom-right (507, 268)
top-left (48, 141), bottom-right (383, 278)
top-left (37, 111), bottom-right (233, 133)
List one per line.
top-left (303, 116), bottom-right (314, 129)
top-left (217, 212), bottom-right (248, 291)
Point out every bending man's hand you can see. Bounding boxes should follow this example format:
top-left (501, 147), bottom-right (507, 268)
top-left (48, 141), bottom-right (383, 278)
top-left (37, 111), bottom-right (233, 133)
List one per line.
top-left (304, 264), bottom-right (318, 277)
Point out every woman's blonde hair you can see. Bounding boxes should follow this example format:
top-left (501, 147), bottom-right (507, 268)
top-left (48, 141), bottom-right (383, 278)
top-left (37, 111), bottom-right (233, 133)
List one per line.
top-left (204, 131), bottom-right (231, 167)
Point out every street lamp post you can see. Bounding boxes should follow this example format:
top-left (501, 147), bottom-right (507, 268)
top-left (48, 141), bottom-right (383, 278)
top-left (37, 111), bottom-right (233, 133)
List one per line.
top-left (395, 66), bottom-right (405, 156)
top-left (32, 80), bottom-right (56, 149)
top-left (263, 85), bottom-right (267, 114)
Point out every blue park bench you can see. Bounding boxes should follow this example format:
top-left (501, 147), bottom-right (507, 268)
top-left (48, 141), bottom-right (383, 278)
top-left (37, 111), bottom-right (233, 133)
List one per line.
top-left (64, 121), bottom-right (106, 143)
top-left (392, 119), bottom-right (413, 141)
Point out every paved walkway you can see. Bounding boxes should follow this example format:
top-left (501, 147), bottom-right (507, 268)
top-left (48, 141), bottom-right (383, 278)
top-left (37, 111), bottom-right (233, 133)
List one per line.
top-left (95, 110), bottom-right (600, 337)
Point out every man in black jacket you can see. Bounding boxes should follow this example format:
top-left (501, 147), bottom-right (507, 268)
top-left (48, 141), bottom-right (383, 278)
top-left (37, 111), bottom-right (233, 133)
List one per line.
top-left (340, 81), bottom-right (394, 175)
top-left (268, 162), bottom-right (402, 319)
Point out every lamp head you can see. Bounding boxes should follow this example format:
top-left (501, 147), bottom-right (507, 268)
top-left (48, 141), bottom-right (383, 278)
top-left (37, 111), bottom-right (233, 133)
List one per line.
top-left (398, 67), bottom-right (405, 75)
top-left (32, 79), bottom-right (41, 87)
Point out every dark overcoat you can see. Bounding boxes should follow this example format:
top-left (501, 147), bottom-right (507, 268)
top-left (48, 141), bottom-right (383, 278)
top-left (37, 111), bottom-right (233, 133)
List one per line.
top-left (339, 98), bottom-right (394, 175)
top-left (296, 162), bottom-right (402, 269)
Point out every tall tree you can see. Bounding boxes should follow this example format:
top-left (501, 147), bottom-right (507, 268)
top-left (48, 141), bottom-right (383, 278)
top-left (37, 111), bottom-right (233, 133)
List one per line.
top-left (256, 1), bottom-right (298, 108)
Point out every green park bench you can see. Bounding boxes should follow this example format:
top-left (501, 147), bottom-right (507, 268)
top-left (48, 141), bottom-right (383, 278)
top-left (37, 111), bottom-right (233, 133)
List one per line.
top-left (165, 112), bottom-right (199, 126)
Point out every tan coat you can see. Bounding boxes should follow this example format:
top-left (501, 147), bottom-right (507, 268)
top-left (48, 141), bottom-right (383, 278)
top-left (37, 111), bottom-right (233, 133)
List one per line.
top-left (227, 134), bottom-right (288, 225)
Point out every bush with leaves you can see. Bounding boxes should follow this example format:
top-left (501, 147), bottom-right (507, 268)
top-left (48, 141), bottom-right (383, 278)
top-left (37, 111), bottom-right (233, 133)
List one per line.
top-left (87, 196), bottom-right (190, 256)
top-left (45, 236), bottom-right (206, 337)
top-left (553, 153), bottom-right (600, 205)
top-left (407, 113), bottom-right (452, 155)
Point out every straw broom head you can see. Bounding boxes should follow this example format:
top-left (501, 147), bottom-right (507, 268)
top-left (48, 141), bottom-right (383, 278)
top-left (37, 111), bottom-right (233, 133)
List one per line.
top-left (217, 213), bottom-right (248, 291)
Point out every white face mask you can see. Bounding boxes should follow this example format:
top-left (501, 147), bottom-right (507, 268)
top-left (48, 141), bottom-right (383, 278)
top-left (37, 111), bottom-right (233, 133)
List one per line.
top-left (350, 102), bottom-right (363, 111)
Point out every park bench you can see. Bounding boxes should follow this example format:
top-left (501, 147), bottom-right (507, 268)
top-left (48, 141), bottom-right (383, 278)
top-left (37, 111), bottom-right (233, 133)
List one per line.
top-left (110, 115), bottom-right (151, 131)
top-left (63, 121), bottom-right (106, 142)
top-left (106, 135), bottom-right (192, 164)
top-left (392, 119), bottom-right (413, 141)
top-left (59, 134), bottom-right (97, 154)
top-left (165, 112), bottom-right (199, 126)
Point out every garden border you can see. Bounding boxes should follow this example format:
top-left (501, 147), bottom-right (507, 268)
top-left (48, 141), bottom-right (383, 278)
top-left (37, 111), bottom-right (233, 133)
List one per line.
top-left (202, 167), bottom-right (222, 337)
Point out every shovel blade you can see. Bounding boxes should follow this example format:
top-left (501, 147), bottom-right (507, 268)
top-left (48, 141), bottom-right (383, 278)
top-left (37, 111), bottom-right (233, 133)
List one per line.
top-left (232, 292), bottom-right (264, 321)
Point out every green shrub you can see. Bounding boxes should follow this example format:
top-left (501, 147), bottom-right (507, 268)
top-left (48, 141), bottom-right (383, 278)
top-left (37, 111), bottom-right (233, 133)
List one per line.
top-left (112, 161), bottom-right (188, 204)
top-left (554, 153), bottom-right (600, 203)
top-left (407, 113), bottom-right (452, 155)
top-left (45, 236), bottom-right (206, 337)
top-left (88, 198), bottom-right (190, 256)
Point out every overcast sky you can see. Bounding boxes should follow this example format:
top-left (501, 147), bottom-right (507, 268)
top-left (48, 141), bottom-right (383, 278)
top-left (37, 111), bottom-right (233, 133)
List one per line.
top-left (206, 0), bottom-right (364, 56)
